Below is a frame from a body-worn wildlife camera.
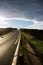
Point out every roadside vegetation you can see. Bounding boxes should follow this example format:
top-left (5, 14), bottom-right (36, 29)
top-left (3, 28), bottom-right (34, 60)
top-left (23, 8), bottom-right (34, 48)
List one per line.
top-left (22, 32), bottom-right (43, 54)
top-left (21, 32), bottom-right (43, 65)
top-left (19, 34), bottom-right (30, 65)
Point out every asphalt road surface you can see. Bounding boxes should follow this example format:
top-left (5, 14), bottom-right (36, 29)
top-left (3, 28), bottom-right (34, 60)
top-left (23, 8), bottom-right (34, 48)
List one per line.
top-left (0, 30), bottom-right (20, 65)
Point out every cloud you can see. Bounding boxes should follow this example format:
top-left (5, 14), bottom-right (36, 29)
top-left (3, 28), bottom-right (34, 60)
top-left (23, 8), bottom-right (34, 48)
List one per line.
top-left (0, 0), bottom-right (43, 29)
top-left (0, 16), bottom-right (42, 29)
top-left (7, 0), bottom-right (43, 21)
top-left (0, 17), bottom-right (11, 28)
top-left (0, 0), bottom-right (43, 22)
top-left (27, 22), bottom-right (43, 29)
top-left (0, 16), bottom-right (38, 24)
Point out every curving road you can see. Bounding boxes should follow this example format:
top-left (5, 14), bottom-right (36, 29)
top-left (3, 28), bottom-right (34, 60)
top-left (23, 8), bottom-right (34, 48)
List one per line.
top-left (0, 30), bottom-right (20, 65)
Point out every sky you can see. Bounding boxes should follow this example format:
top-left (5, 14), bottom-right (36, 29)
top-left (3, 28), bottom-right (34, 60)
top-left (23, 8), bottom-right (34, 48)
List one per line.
top-left (0, 0), bottom-right (43, 29)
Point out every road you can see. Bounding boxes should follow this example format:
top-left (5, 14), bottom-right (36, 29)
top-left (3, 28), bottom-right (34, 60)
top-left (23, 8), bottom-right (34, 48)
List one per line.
top-left (0, 30), bottom-right (20, 65)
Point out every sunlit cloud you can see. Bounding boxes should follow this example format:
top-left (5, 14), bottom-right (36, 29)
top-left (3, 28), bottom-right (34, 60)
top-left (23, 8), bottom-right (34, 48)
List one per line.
top-left (32, 20), bottom-right (38, 23)
top-left (0, 16), bottom-right (38, 23)
top-left (0, 17), bottom-right (10, 25)
top-left (0, 16), bottom-right (42, 29)
top-left (0, 0), bottom-right (43, 29)
top-left (0, 17), bottom-right (11, 28)
top-left (26, 22), bottom-right (43, 29)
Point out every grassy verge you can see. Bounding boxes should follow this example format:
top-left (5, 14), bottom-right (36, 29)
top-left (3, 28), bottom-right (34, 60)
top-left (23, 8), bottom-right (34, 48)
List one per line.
top-left (22, 32), bottom-right (43, 64)
top-left (19, 32), bottom-right (30, 65)
top-left (22, 32), bottom-right (43, 54)
top-left (18, 31), bottom-right (43, 65)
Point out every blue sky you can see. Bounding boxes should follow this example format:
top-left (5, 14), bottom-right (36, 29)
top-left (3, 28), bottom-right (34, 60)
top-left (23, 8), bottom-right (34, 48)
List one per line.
top-left (0, 17), bottom-right (34, 28)
top-left (8, 20), bottom-right (33, 28)
top-left (0, 17), bottom-right (42, 29)
top-left (0, 0), bottom-right (43, 29)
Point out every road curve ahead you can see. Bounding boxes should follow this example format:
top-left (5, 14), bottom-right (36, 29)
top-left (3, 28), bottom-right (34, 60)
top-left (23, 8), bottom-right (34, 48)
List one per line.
top-left (0, 30), bottom-right (20, 65)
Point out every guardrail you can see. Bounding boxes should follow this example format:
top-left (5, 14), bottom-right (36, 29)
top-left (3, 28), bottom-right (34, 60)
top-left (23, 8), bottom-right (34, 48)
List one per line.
top-left (11, 31), bottom-right (21, 65)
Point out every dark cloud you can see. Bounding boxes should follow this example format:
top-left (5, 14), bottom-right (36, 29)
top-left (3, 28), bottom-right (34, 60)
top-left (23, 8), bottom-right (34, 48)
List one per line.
top-left (0, 0), bottom-right (43, 21)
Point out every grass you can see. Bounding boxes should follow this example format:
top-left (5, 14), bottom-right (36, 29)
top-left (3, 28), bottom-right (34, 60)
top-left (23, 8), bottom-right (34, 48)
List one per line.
top-left (31, 40), bottom-right (43, 54)
top-left (22, 32), bottom-right (43, 54)
top-left (21, 32), bottom-right (43, 64)
top-left (19, 32), bottom-right (30, 65)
